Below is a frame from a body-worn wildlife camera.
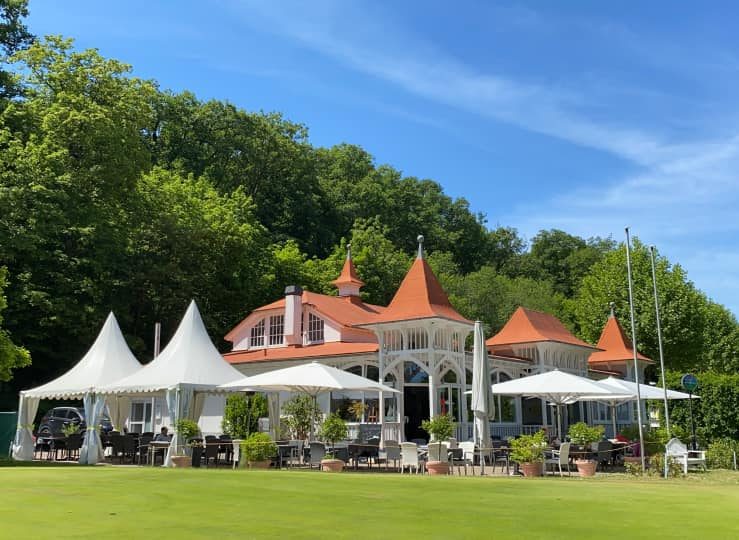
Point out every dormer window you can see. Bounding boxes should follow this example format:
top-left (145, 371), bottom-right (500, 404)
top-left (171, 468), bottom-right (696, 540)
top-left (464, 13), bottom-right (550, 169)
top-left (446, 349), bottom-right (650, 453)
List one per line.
top-left (249, 319), bottom-right (265, 348)
top-left (307, 313), bottom-right (324, 343)
top-left (269, 315), bottom-right (284, 345)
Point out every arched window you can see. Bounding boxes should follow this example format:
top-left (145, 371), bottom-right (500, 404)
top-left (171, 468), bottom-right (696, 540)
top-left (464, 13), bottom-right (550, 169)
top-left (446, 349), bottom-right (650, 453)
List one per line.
top-left (249, 319), bottom-right (265, 348)
top-left (442, 370), bottom-right (457, 383)
top-left (366, 365), bottom-right (379, 381)
top-left (404, 361), bottom-right (429, 384)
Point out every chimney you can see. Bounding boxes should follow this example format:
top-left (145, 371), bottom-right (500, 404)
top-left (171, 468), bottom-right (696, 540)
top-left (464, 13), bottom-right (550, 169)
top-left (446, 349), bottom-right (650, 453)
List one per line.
top-left (284, 285), bottom-right (303, 346)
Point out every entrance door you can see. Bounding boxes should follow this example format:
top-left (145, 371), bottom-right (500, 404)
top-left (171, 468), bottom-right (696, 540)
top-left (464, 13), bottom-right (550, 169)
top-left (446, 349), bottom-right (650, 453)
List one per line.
top-left (404, 387), bottom-right (430, 442)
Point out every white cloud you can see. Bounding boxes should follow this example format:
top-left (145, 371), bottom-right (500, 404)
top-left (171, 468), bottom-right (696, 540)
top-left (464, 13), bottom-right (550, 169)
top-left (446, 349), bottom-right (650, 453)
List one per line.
top-left (227, 1), bottom-right (739, 314)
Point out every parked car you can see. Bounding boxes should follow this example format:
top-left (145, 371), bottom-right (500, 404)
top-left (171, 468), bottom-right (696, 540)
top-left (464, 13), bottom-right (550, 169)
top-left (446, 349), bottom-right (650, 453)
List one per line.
top-left (35, 406), bottom-right (113, 440)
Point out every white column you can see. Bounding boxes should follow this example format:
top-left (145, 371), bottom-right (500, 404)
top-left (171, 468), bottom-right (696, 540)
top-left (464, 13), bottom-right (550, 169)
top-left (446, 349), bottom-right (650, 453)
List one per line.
top-left (378, 333), bottom-right (385, 447)
top-left (428, 372), bottom-right (437, 419)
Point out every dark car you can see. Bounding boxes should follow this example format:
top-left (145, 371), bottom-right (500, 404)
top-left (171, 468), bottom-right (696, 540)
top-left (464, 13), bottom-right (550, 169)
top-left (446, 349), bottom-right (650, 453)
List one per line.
top-left (36, 406), bottom-right (113, 440)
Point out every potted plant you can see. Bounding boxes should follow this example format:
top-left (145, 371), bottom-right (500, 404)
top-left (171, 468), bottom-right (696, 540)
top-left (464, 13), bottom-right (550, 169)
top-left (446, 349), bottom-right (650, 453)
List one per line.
top-left (421, 414), bottom-right (456, 475)
top-left (348, 400), bottom-right (366, 423)
top-left (509, 430), bottom-right (547, 477)
top-left (172, 419), bottom-right (200, 468)
top-left (241, 432), bottom-right (277, 469)
top-left (568, 422), bottom-right (605, 477)
top-left (319, 414), bottom-right (348, 472)
top-left (283, 394), bottom-right (322, 441)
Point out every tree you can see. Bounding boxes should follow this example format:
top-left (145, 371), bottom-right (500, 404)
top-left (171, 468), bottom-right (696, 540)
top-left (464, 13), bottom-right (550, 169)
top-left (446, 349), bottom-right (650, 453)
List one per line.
top-left (441, 266), bottom-right (567, 334)
top-left (0, 266), bottom-right (30, 380)
top-left (0, 0), bottom-right (32, 104)
top-left (571, 239), bottom-right (707, 372)
top-left (221, 393), bottom-right (268, 438)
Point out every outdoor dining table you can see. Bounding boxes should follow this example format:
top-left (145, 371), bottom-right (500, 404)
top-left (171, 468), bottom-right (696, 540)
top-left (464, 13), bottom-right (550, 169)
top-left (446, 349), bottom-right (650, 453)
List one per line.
top-left (348, 443), bottom-right (380, 470)
top-left (147, 440), bottom-right (171, 466)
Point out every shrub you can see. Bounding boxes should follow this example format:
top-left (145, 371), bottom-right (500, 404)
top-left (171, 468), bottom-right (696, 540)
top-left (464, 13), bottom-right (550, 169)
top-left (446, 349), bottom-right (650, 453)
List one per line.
top-left (509, 430), bottom-right (547, 464)
top-left (568, 422), bottom-right (604, 445)
top-left (282, 394), bottom-right (321, 441)
top-left (221, 393), bottom-right (267, 439)
top-left (241, 432), bottom-right (277, 463)
top-left (648, 453), bottom-right (683, 478)
top-left (61, 423), bottom-right (81, 437)
top-left (319, 414), bottom-right (348, 452)
top-left (706, 438), bottom-right (739, 469)
top-left (175, 418), bottom-right (200, 440)
top-left (421, 414), bottom-right (456, 442)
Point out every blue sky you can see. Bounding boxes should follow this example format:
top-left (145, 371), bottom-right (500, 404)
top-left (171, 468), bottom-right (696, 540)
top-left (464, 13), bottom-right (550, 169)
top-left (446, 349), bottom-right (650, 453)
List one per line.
top-left (28, 1), bottom-right (739, 315)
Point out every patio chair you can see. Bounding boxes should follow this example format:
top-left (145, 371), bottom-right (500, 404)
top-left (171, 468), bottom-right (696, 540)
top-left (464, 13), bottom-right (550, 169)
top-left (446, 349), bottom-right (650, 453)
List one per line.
top-left (427, 441), bottom-right (450, 474)
top-left (491, 439), bottom-right (510, 475)
top-left (410, 438), bottom-right (427, 446)
top-left (545, 442), bottom-right (571, 477)
top-left (383, 440), bottom-right (401, 471)
top-left (137, 435), bottom-right (153, 465)
top-left (231, 439), bottom-right (241, 469)
top-left (122, 434), bottom-right (137, 463)
top-left (447, 437), bottom-right (458, 449)
top-left (203, 440), bottom-right (220, 468)
top-left (108, 434), bottom-right (125, 463)
top-left (595, 440), bottom-right (613, 471)
top-left (277, 444), bottom-right (295, 469)
top-left (665, 438), bottom-right (707, 474)
top-left (452, 441), bottom-right (475, 475)
top-left (400, 442), bottom-right (421, 474)
top-left (309, 442), bottom-right (325, 469)
top-left (218, 435), bottom-right (233, 464)
top-left (64, 434), bottom-right (83, 460)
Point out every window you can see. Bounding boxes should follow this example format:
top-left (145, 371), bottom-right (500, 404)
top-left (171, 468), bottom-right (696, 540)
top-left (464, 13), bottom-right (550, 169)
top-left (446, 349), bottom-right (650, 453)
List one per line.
top-left (269, 315), bottom-right (284, 345)
top-left (250, 319), bottom-right (265, 348)
top-left (307, 313), bottom-right (324, 343)
top-left (129, 400), bottom-right (153, 434)
top-left (404, 361), bottom-right (429, 384)
top-left (490, 371), bottom-right (516, 423)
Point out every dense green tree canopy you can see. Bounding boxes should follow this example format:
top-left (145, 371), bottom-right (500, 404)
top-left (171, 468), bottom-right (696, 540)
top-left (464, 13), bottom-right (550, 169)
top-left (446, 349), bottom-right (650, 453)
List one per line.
top-left (0, 18), bottom-right (736, 409)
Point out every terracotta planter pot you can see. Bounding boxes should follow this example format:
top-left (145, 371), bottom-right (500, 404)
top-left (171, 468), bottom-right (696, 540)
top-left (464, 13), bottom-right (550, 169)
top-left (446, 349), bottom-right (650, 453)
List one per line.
top-left (320, 459), bottom-right (344, 472)
top-left (249, 460), bottom-right (272, 469)
top-left (171, 456), bottom-right (191, 468)
top-left (623, 456), bottom-right (641, 465)
top-left (519, 462), bottom-right (542, 477)
top-left (426, 461), bottom-right (450, 475)
top-left (575, 459), bottom-right (597, 477)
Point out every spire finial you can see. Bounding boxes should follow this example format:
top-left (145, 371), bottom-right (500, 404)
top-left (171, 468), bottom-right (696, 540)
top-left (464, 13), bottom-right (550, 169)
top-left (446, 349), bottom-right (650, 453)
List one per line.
top-left (609, 302), bottom-right (616, 318)
top-left (417, 234), bottom-right (425, 259)
top-left (346, 243), bottom-right (352, 261)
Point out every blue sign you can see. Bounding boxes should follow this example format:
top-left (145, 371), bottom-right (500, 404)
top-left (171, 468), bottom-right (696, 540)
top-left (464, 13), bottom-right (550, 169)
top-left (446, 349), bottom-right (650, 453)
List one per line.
top-left (681, 373), bottom-right (698, 393)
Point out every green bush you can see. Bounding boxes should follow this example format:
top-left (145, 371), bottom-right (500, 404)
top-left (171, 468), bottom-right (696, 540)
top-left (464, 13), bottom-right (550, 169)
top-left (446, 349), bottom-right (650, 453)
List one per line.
top-left (241, 432), bottom-right (277, 463)
top-left (221, 393), bottom-right (267, 439)
top-left (421, 414), bottom-right (456, 442)
top-left (706, 438), bottom-right (739, 469)
top-left (568, 422), bottom-right (604, 445)
top-left (175, 419), bottom-right (200, 440)
top-left (509, 431), bottom-right (547, 464)
top-left (319, 414), bottom-right (348, 452)
top-left (61, 423), bottom-right (81, 437)
top-left (283, 394), bottom-right (321, 441)
top-left (648, 453), bottom-right (683, 478)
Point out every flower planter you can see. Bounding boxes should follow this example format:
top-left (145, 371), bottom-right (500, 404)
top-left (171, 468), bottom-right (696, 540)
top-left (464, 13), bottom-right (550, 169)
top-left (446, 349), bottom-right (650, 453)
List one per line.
top-left (171, 455), bottom-right (191, 468)
top-left (249, 460), bottom-right (272, 469)
top-left (425, 460), bottom-right (450, 475)
top-left (320, 459), bottom-right (344, 472)
top-left (519, 462), bottom-right (542, 477)
top-left (575, 459), bottom-right (597, 477)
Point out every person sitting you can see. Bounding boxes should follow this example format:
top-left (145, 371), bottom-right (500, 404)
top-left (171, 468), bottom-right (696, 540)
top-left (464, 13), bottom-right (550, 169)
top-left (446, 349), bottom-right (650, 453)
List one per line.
top-left (153, 427), bottom-right (171, 442)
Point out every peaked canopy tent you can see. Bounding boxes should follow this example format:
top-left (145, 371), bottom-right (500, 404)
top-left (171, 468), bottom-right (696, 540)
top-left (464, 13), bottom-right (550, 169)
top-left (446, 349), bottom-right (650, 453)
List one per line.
top-left (491, 370), bottom-right (632, 439)
top-left (569, 376), bottom-right (698, 437)
top-left (221, 361), bottom-right (399, 442)
top-left (12, 312), bottom-right (142, 463)
top-left (98, 300), bottom-right (245, 466)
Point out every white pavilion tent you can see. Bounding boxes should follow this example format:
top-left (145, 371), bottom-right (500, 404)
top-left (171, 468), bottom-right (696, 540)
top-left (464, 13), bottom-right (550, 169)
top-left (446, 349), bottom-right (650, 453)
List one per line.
top-left (97, 300), bottom-right (245, 466)
top-left (12, 312), bottom-right (142, 463)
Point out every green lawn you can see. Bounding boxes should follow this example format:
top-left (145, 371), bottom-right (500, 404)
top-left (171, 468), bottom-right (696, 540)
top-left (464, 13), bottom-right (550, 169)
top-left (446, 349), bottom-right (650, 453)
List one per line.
top-left (1, 467), bottom-right (738, 539)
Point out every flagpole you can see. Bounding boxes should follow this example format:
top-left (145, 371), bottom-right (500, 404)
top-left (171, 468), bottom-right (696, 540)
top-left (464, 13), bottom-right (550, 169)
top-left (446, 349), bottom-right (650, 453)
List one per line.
top-left (625, 227), bottom-right (646, 472)
top-left (650, 246), bottom-right (671, 437)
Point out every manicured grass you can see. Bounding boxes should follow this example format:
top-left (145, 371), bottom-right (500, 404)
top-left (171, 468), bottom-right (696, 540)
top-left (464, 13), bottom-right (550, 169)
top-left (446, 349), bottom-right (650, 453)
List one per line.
top-left (1, 467), bottom-right (738, 539)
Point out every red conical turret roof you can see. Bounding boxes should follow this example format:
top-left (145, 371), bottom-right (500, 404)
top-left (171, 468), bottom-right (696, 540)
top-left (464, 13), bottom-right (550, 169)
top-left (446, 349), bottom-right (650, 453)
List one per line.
top-left (487, 307), bottom-right (597, 349)
top-left (588, 311), bottom-right (652, 364)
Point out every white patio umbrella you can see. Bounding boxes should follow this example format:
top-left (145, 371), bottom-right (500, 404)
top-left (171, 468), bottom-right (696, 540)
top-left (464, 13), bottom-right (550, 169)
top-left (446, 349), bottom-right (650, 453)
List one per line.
top-left (471, 321), bottom-right (494, 462)
top-left (492, 370), bottom-right (631, 439)
top-left (571, 377), bottom-right (698, 437)
top-left (220, 362), bottom-right (399, 441)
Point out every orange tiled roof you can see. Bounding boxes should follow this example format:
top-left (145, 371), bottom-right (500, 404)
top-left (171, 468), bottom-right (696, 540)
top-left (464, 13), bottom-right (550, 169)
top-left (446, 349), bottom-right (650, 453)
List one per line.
top-left (224, 291), bottom-right (384, 343)
top-left (364, 257), bottom-right (471, 325)
top-left (486, 307), bottom-right (597, 349)
top-left (331, 257), bottom-right (365, 287)
top-left (588, 314), bottom-right (653, 364)
top-left (224, 342), bottom-right (379, 364)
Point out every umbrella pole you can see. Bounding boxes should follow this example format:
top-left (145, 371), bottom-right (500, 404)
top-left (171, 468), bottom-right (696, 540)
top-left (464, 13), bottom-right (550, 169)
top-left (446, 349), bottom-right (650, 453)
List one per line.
top-left (611, 404), bottom-right (617, 439)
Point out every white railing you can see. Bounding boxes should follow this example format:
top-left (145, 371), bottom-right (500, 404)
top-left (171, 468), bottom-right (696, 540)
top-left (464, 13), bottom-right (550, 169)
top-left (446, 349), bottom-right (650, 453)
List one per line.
top-left (383, 422), bottom-right (402, 443)
top-left (490, 424), bottom-right (546, 439)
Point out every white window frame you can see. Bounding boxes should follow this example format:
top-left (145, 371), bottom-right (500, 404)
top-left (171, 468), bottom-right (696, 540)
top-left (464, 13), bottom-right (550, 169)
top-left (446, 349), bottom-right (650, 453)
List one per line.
top-left (268, 314), bottom-right (284, 346)
top-left (250, 319), bottom-right (265, 348)
top-left (307, 313), bottom-right (324, 343)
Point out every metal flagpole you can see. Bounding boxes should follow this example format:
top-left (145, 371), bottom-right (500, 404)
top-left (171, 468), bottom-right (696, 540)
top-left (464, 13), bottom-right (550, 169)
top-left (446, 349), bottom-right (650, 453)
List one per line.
top-left (650, 246), bottom-right (671, 437)
top-left (625, 227), bottom-right (646, 472)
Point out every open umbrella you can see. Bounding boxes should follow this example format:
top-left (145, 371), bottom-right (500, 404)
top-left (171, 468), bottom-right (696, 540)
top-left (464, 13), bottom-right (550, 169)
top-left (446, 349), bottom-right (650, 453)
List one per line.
top-left (571, 377), bottom-right (698, 437)
top-left (220, 362), bottom-right (399, 441)
top-left (492, 370), bottom-right (631, 439)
